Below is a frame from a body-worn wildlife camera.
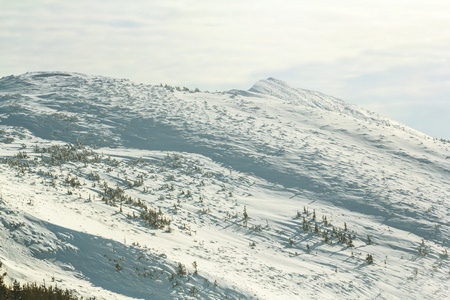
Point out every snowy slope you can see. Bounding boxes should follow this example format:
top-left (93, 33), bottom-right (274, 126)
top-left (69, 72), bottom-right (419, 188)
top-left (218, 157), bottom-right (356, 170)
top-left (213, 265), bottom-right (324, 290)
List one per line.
top-left (0, 72), bottom-right (449, 299)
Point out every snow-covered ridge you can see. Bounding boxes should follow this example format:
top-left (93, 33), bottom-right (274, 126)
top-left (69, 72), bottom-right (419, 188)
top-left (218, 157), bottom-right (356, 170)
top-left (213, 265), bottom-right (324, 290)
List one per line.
top-left (0, 72), bottom-right (449, 299)
top-left (249, 77), bottom-right (348, 110)
top-left (249, 77), bottom-right (405, 129)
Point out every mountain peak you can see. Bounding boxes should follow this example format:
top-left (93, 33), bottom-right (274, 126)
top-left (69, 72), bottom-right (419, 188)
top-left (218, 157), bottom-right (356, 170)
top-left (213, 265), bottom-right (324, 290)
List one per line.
top-left (249, 77), bottom-right (347, 110)
top-left (249, 77), bottom-right (292, 95)
top-left (248, 77), bottom-right (402, 127)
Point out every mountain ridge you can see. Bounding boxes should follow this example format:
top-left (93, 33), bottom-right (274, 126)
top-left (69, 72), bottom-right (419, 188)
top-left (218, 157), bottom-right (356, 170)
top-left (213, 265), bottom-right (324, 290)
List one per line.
top-left (0, 72), bottom-right (449, 299)
top-left (0, 72), bottom-right (435, 139)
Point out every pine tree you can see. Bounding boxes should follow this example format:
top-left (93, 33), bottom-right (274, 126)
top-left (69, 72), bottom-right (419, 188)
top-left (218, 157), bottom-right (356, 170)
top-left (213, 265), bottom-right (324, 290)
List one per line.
top-left (192, 261), bottom-right (198, 274)
top-left (243, 206), bottom-right (248, 220)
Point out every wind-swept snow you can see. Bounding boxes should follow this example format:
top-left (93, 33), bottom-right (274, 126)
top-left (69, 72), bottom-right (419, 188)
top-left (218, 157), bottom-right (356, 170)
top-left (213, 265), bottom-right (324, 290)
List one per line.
top-left (0, 72), bottom-right (449, 299)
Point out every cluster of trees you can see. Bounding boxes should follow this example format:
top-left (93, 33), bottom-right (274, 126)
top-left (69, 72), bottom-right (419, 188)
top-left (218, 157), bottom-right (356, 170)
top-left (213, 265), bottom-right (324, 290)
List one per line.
top-left (298, 208), bottom-right (357, 248)
top-left (295, 207), bottom-right (377, 264)
top-left (34, 143), bottom-right (102, 165)
top-left (98, 180), bottom-right (171, 229)
top-left (160, 84), bottom-right (200, 93)
top-left (0, 277), bottom-right (89, 300)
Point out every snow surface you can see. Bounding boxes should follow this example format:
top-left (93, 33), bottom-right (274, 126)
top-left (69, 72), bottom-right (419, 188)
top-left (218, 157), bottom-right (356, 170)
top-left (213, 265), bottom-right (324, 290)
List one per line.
top-left (0, 72), bottom-right (449, 299)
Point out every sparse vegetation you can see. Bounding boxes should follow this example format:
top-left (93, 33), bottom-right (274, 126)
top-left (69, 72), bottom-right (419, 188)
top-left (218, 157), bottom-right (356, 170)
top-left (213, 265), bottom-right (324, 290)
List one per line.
top-left (115, 261), bottom-right (122, 271)
top-left (177, 262), bottom-right (187, 276)
top-left (418, 240), bottom-right (429, 257)
top-left (192, 261), bottom-right (198, 274)
top-left (243, 206), bottom-right (249, 222)
top-left (0, 72), bottom-right (448, 300)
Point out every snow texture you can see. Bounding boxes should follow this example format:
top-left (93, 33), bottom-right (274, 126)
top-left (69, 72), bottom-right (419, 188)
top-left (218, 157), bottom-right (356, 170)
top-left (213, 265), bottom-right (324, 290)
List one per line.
top-left (0, 72), bottom-right (449, 299)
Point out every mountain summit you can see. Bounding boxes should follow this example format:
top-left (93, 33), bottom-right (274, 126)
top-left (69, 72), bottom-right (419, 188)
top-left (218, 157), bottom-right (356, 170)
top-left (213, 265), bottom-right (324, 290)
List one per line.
top-left (0, 72), bottom-right (449, 299)
top-left (249, 77), bottom-right (393, 123)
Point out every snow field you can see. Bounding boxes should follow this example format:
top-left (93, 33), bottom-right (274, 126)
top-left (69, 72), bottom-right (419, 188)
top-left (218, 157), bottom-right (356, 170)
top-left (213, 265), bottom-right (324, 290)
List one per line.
top-left (0, 72), bottom-right (448, 299)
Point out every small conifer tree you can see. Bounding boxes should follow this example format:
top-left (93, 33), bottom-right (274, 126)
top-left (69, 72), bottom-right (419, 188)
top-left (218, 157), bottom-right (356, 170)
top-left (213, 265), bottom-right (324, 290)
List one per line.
top-left (192, 261), bottom-right (198, 274)
top-left (243, 206), bottom-right (248, 221)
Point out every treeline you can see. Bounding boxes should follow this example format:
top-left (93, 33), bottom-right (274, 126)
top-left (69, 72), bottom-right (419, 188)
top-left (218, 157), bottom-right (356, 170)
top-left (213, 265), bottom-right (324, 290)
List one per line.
top-left (0, 277), bottom-right (93, 300)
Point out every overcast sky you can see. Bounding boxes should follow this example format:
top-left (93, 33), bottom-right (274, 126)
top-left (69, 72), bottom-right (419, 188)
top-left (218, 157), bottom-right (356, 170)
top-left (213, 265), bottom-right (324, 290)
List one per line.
top-left (1, 1), bottom-right (449, 139)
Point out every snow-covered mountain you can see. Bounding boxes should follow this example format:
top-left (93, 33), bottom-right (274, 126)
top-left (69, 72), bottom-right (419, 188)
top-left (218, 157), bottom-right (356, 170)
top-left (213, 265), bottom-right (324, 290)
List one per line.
top-left (0, 71), bottom-right (449, 299)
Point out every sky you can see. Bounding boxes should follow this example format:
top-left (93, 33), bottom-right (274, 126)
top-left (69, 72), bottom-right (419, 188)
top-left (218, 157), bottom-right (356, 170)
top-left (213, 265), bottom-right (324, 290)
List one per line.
top-left (1, 0), bottom-right (449, 139)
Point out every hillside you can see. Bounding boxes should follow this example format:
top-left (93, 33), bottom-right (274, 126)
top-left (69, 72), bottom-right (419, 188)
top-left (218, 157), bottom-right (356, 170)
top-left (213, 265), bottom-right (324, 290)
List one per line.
top-left (0, 72), bottom-right (449, 299)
